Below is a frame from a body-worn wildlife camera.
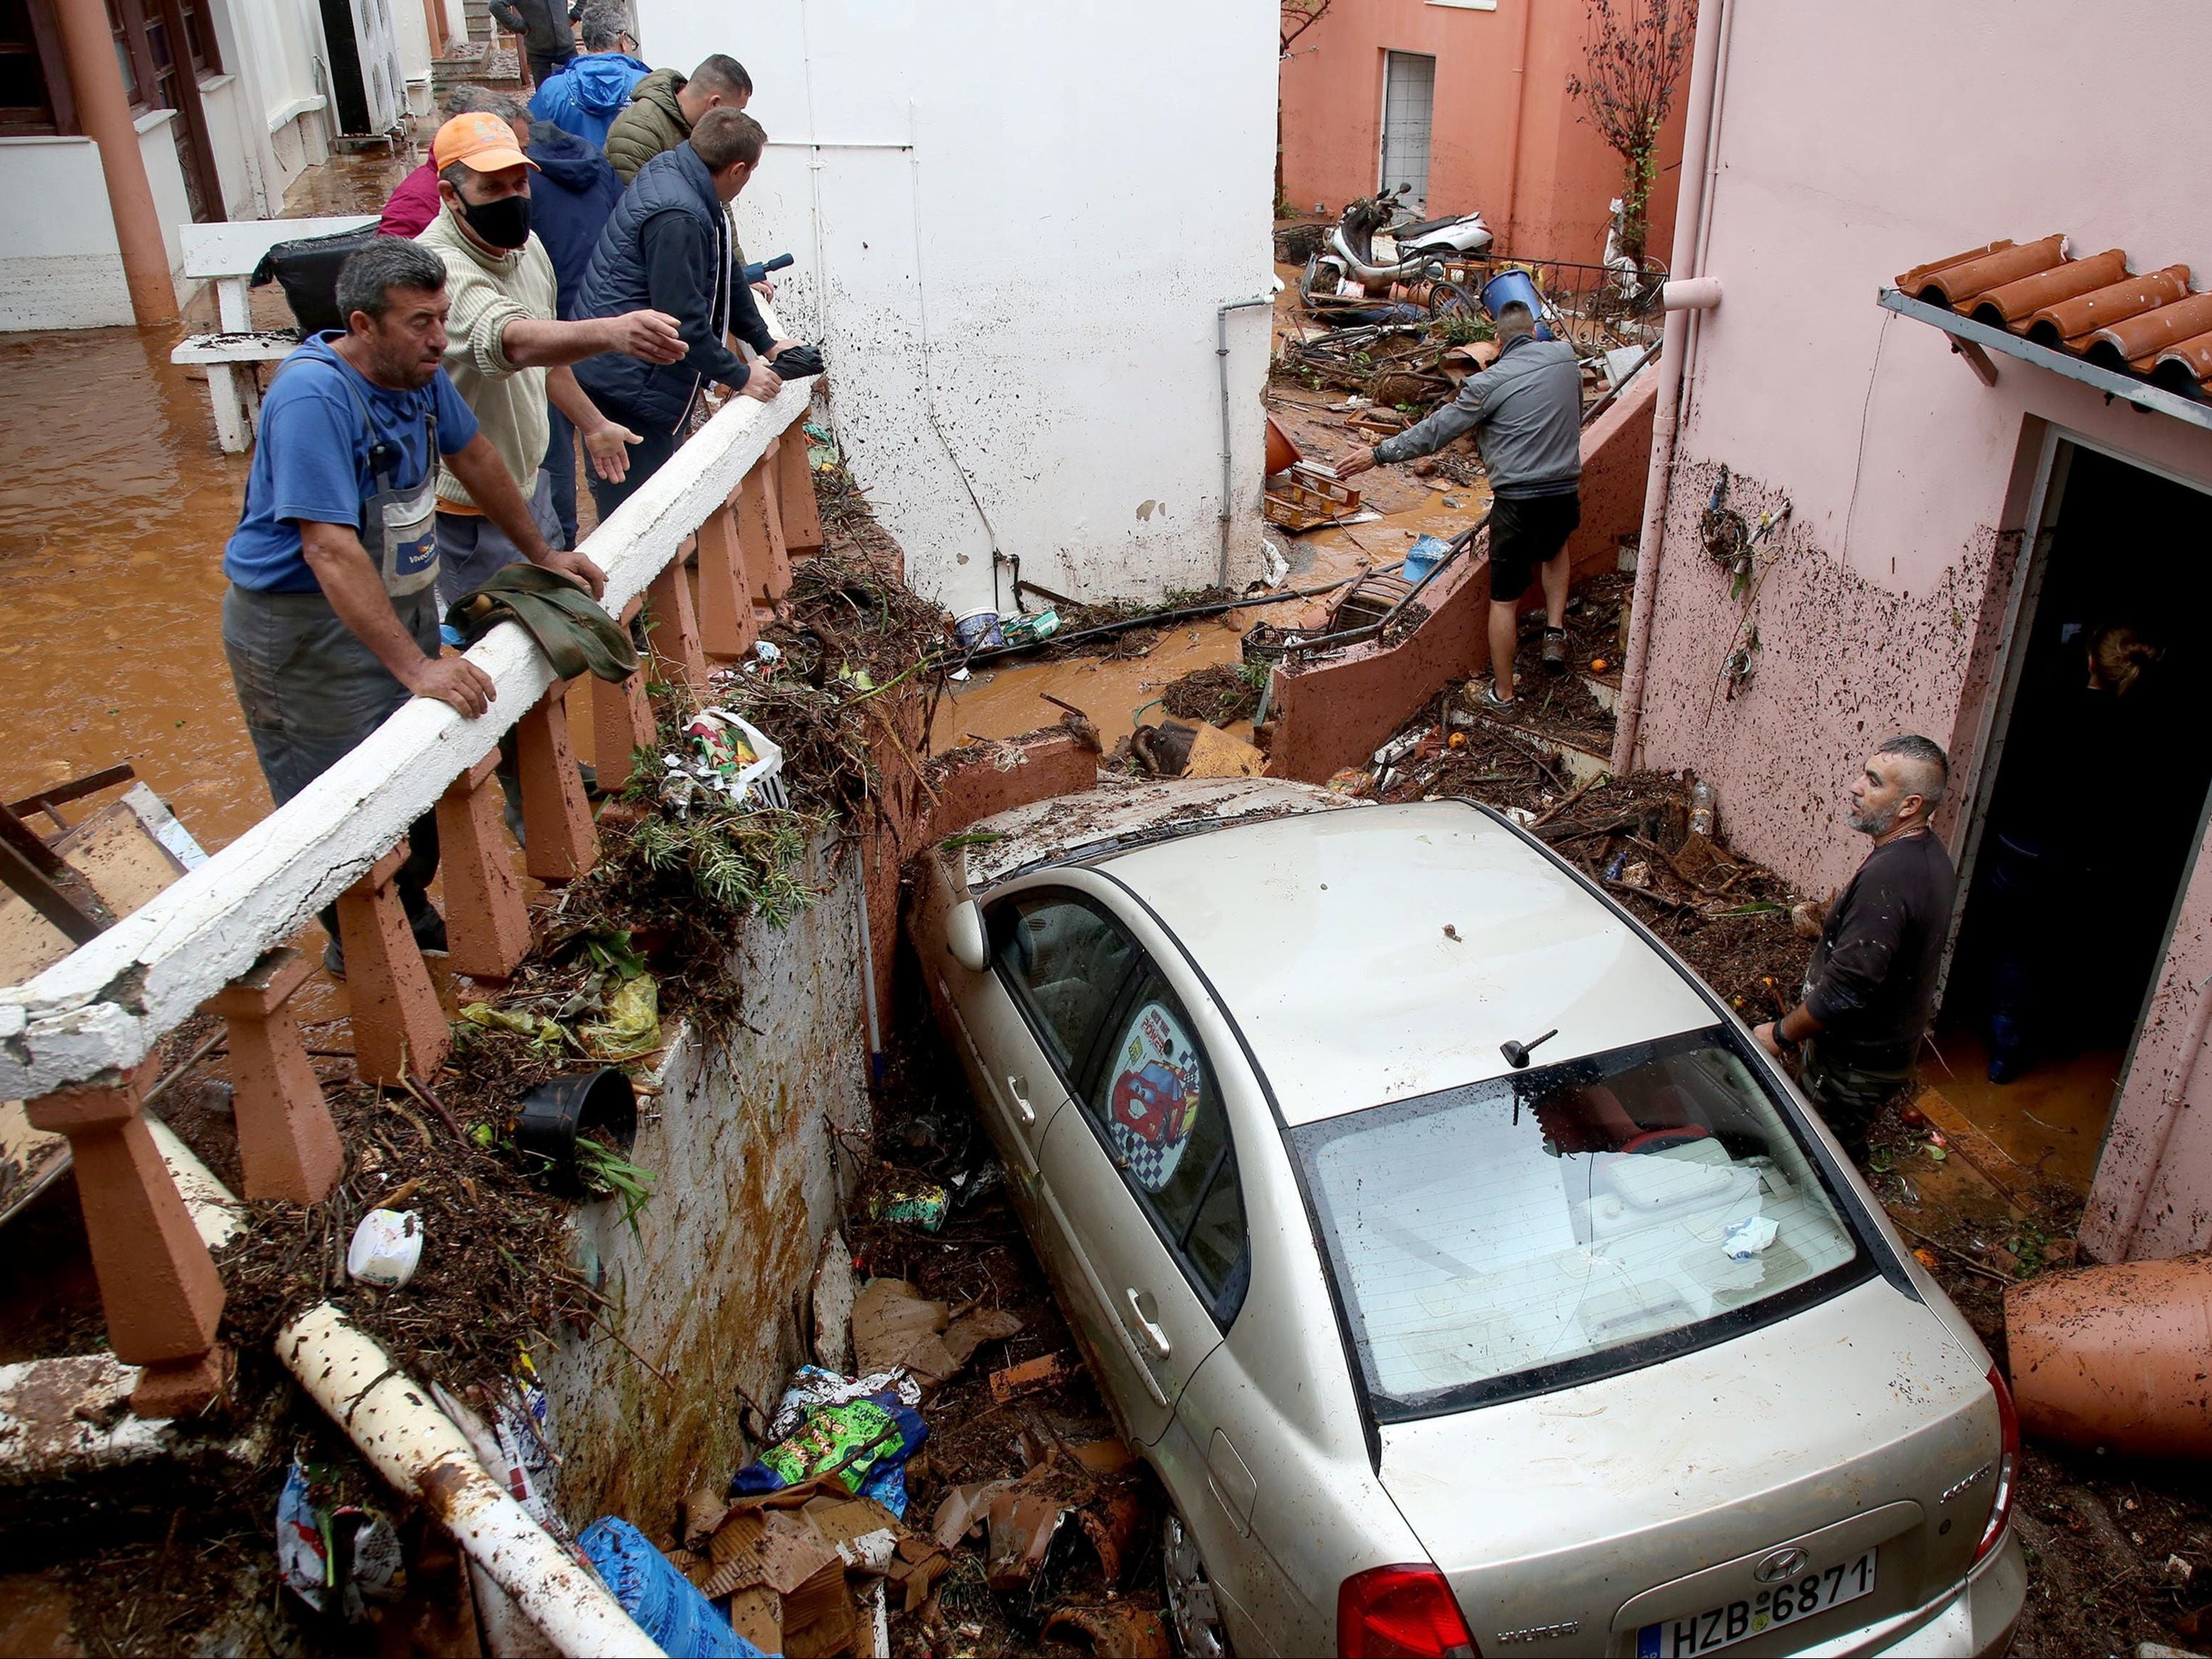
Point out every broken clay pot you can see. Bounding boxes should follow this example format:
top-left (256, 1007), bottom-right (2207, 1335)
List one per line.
top-left (2004, 1253), bottom-right (2212, 1459)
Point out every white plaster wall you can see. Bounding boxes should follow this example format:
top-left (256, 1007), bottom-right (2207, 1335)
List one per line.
top-left (198, 75), bottom-right (256, 218)
top-left (206, 0), bottom-right (335, 215)
top-left (135, 111), bottom-right (193, 280)
top-left (0, 139), bottom-right (134, 328)
top-left (635, 0), bottom-right (1278, 611)
top-left (542, 846), bottom-right (870, 1522)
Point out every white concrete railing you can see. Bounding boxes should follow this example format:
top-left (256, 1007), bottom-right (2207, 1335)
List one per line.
top-left (0, 379), bottom-right (812, 1101)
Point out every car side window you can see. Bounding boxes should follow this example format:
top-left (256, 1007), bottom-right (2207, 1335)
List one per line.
top-left (1082, 974), bottom-right (1249, 1313)
top-left (988, 893), bottom-right (1138, 1080)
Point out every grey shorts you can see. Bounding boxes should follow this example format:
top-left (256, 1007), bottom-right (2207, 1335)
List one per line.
top-left (433, 470), bottom-right (561, 613)
top-left (223, 582), bottom-right (441, 809)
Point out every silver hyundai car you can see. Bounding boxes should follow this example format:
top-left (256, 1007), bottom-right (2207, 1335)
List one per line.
top-left (909, 776), bottom-right (2026, 1658)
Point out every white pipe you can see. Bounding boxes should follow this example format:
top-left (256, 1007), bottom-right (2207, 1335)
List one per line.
top-left (1661, 277), bottom-right (1723, 311)
top-left (1610, 0), bottom-right (1730, 775)
top-left (279, 1303), bottom-right (661, 1658)
top-left (1217, 294), bottom-right (1274, 587)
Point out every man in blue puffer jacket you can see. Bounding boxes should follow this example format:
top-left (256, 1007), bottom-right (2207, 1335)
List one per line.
top-left (528, 4), bottom-right (650, 147)
top-left (524, 118), bottom-right (623, 546)
top-left (571, 108), bottom-right (799, 517)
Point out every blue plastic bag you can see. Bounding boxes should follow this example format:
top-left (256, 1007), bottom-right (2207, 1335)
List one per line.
top-left (579, 1517), bottom-right (766, 1658)
top-left (1403, 534), bottom-right (1453, 585)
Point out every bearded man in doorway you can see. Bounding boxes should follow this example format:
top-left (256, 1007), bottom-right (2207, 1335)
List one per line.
top-left (1755, 736), bottom-right (1957, 1161)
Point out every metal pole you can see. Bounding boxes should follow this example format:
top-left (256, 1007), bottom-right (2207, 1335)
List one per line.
top-left (52, 0), bottom-right (179, 325)
top-left (1217, 294), bottom-right (1274, 589)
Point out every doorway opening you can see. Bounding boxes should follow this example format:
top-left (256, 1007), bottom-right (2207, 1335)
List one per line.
top-left (1379, 50), bottom-right (1434, 214)
top-left (1938, 440), bottom-right (2212, 1194)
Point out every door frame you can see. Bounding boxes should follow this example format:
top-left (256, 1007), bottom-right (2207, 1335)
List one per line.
top-left (1376, 48), bottom-right (1436, 210)
top-left (1944, 423), bottom-right (2212, 1161)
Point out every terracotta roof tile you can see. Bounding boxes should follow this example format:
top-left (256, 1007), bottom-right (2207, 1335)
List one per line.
top-left (1895, 238), bottom-right (2211, 398)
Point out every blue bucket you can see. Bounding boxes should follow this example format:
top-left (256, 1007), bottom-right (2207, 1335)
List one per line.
top-left (1480, 268), bottom-right (1554, 339)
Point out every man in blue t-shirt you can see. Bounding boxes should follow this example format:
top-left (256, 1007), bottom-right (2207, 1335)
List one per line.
top-left (222, 236), bottom-right (605, 973)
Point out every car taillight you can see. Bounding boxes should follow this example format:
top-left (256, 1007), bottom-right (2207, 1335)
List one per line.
top-left (1973, 1364), bottom-right (2020, 1565)
top-left (1337, 1565), bottom-right (1482, 1658)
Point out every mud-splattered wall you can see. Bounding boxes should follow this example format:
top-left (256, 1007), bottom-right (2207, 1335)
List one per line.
top-left (542, 843), bottom-right (869, 1525)
top-left (1625, 0), bottom-right (2212, 1257)
top-left (637, 0), bottom-right (1278, 615)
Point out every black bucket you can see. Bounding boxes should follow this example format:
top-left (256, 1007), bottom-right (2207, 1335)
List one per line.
top-left (250, 225), bottom-right (385, 334)
top-left (515, 1068), bottom-right (637, 1196)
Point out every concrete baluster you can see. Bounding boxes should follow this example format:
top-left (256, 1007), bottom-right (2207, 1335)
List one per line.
top-left (203, 947), bottom-right (343, 1204)
top-left (23, 1055), bottom-right (230, 1417)
top-left (436, 753), bottom-right (531, 979)
top-left (778, 427), bottom-right (824, 558)
top-left (738, 441), bottom-right (792, 606)
top-left (645, 545), bottom-right (709, 694)
top-left (592, 598), bottom-right (658, 793)
top-left (695, 499), bottom-right (756, 658)
top-left (516, 683), bottom-right (599, 882)
top-left (336, 848), bottom-right (453, 1086)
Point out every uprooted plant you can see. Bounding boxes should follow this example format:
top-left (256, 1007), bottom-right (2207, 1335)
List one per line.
top-left (1565, 0), bottom-right (1698, 266)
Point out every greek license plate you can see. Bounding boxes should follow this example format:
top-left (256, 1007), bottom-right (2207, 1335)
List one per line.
top-left (1636, 1549), bottom-right (1877, 1657)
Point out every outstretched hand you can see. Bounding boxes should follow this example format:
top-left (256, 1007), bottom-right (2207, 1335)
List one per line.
top-left (1337, 447), bottom-right (1379, 478)
top-left (584, 419), bottom-right (642, 484)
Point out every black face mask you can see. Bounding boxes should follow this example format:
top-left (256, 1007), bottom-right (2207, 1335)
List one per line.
top-left (460, 192), bottom-right (531, 250)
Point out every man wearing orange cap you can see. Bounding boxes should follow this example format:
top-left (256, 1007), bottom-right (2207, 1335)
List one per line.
top-left (417, 110), bottom-right (686, 605)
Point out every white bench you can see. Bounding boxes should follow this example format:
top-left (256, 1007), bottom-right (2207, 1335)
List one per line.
top-left (171, 215), bottom-right (377, 452)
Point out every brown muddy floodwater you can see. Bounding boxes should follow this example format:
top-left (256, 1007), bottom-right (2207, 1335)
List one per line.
top-left (0, 150), bottom-right (408, 854)
top-left (0, 326), bottom-right (264, 847)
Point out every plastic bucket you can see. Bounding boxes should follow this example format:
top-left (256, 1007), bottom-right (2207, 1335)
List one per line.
top-left (515, 1067), bottom-right (637, 1196)
top-left (1480, 268), bottom-right (1555, 339)
top-left (952, 609), bottom-right (1005, 651)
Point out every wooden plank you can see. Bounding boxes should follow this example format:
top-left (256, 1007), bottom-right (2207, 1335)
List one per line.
top-left (7, 762), bottom-right (135, 818)
top-left (171, 331), bottom-right (301, 366)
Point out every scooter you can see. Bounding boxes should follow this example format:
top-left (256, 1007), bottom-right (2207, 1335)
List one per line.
top-left (1301, 184), bottom-right (1495, 306)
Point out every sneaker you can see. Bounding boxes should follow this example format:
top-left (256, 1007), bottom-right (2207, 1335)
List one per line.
top-left (1476, 682), bottom-right (1518, 716)
top-left (406, 902), bottom-right (449, 955)
top-left (1542, 627), bottom-right (1568, 673)
top-left (323, 935), bottom-right (346, 979)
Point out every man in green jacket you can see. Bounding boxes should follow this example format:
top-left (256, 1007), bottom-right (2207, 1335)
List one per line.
top-left (604, 54), bottom-right (751, 183)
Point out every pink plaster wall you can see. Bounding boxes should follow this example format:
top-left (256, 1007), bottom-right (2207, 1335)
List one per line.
top-left (1628, 0), bottom-right (2212, 1258)
top-left (1277, 0), bottom-right (1688, 265)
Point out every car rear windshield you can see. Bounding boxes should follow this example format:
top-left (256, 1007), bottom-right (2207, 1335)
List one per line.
top-left (1289, 1027), bottom-right (1868, 1419)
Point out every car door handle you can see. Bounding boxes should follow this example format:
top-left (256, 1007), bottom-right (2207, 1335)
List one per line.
top-left (1005, 1075), bottom-right (1035, 1125)
top-left (1125, 1288), bottom-right (1171, 1359)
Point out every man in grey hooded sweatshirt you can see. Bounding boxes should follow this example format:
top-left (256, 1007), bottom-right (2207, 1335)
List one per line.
top-left (1342, 300), bottom-right (1583, 712)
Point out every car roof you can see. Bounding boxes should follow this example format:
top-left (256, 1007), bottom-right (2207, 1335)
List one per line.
top-left (952, 773), bottom-right (1352, 889)
top-left (1095, 799), bottom-right (1718, 1125)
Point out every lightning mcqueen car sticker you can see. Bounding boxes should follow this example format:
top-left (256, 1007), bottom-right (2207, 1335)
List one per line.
top-left (1107, 1000), bottom-right (1203, 1191)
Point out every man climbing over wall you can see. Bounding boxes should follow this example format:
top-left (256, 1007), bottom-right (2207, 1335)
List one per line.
top-left (1339, 299), bottom-right (1583, 713)
top-left (1755, 737), bottom-right (1958, 1160)
top-left (490, 0), bottom-right (581, 90)
top-left (220, 238), bottom-right (605, 976)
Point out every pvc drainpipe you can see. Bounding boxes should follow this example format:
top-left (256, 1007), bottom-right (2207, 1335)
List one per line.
top-left (2110, 971), bottom-right (2212, 1256)
top-left (279, 1303), bottom-right (661, 1658)
top-left (1609, 0), bottom-right (1730, 777)
top-left (1218, 295), bottom-right (1275, 588)
top-left (1497, 0), bottom-right (1538, 248)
